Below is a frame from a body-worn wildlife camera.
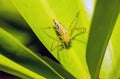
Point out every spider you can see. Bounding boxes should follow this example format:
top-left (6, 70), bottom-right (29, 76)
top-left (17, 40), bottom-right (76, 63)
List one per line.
top-left (42, 12), bottom-right (86, 60)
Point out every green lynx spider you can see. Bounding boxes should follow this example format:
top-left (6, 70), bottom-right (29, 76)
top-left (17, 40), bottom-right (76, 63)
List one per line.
top-left (43, 12), bottom-right (86, 59)
top-left (52, 12), bottom-right (86, 49)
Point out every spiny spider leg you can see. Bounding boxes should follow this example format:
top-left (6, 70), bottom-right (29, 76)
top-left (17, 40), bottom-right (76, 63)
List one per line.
top-left (70, 27), bottom-right (86, 36)
top-left (71, 27), bottom-right (86, 40)
top-left (68, 11), bottom-right (80, 31)
top-left (50, 40), bottom-right (61, 51)
top-left (41, 26), bottom-right (59, 41)
top-left (50, 40), bottom-right (63, 60)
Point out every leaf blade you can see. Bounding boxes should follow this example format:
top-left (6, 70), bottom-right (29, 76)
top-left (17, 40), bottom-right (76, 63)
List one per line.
top-left (86, 0), bottom-right (120, 78)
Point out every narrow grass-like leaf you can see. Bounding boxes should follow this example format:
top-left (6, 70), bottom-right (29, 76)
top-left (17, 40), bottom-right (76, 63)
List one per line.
top-left (86, 0), bottom-right (120, 79)
top-left (0, 20), bottom-right (31, 45)
top-left (0, 54), bottom-right (45, 79)
top-left (42, 56), bottom-right (75, 79)
top-left (11, 0), bottom-right (91, 78)
top-left (0, 27), bottom-right (63, 79)
top-left (100, 14), bottom-right (120, 79)
top-left (0, 0), bottom-right (29, 30)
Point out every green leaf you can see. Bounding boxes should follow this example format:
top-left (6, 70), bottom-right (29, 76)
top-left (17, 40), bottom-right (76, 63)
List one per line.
top-left (86, 0), bottom-right (120, 79)
top-left (0, 20), bottom-right (31, 45)
top-left (11, 0), bottom-right (90, 78)
top-left (0, 0), bottom-right (28, 29)
top-left (42, 56), bottom-right (75, 79)
top-left (100, 14), bottom-right (120, 79)
top-left (0, 54), bottom-right (45, 79)
top-left (0, 27), bottom-right (63, 79)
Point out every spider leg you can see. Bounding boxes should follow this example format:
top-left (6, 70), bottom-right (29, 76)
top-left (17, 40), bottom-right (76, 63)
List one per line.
top-left (41, 26), bottom-right (53, 29)
top-left (54, 41), bottom-right (63, 60)
top-left (68, 11), bottom-right (80, 31)
top-left (71, 27), bottom-right (86, 40)
top-left (41, 26), bottom-right (59, 41)
top-left (73, 39), bottom-right (86, 44)
top-left (50, 40), bottom-right (57, 51)
top-left (57, 43), bottom-right (62, 60)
